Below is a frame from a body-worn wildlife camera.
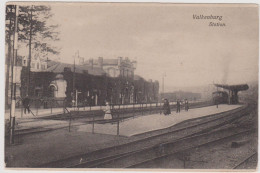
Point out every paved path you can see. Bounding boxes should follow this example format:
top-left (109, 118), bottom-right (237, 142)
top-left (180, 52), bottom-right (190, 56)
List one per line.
top-left (77, 104), bottom-right (242, 136)
top-left (4, 101), bottom-right (200, 120)
top-left (4, 107), bottom-right (64, 120)
top-left (5, 104), bottom-right (242, 167)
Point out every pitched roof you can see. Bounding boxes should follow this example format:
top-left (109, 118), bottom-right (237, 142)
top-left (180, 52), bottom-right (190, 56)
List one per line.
top-left (87, 59), bottom-right (118, 66)
top-left (103, 59), bottom-right (118, 65)
top-left (46, 62), bottom-right (106, 76)
top-left (134, 75), bottom-right (144, 80)
top-left (47, 60), bottom-right (59, 68)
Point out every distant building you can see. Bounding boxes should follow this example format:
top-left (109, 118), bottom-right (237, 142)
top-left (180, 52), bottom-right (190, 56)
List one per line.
top-left (22, 54), bottom-right (47, 72)
top-left (162, 91), bottom-right (201, 101)
top-left (85, 57), bottom-right (137, 78)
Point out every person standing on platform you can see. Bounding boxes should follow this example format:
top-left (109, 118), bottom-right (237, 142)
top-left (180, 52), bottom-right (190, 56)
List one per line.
top-left (22, 95), bottom-right (30, 114)
top-left (176, 99), bottom-right (181, 113)
top-left (163, 99), bottom-right (171, 115)
top-left (184, 99), bottom-right (189, 111)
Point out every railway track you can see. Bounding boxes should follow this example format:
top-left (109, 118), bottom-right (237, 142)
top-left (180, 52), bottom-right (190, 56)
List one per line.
top-left (38, 104), bottom-right (252, 168)
top-left (115, 129), bottom-right (254, 168)
top-left (233, 152), bottom-right (257, 169)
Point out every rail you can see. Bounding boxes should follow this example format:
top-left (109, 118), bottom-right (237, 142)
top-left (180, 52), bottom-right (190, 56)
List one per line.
top-left (233, 152), bottom-right (257, 169)
top-left (126, 129), bottom-right (254, 168)
top-left (38, 104), bottom-right (251, 168)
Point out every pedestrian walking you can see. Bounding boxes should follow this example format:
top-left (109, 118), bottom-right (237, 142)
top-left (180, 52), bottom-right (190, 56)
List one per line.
top-left (104, 101), bottom-right (112, 120)
top-left (184, 99), bottom-right (189, 111)
top-left (22, 95), bottom-right (30, 114)
top-left (176, 99), bottom-right (181, 113)
top-left (163, 99), bottom-right (171, 115)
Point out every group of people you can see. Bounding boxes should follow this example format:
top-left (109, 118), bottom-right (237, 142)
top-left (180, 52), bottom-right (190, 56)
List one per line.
top-left (163, 99), bottom-right (189, 115)
top-left (21, 95), bottom-right (189, 118)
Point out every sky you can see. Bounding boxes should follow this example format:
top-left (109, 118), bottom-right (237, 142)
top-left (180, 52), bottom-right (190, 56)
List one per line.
top-left (16, 3), bottom-right (259, 92)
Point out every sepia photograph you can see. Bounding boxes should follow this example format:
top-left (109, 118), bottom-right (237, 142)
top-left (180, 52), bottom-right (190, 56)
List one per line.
top-left (3, 1), bottom-right (259, 171)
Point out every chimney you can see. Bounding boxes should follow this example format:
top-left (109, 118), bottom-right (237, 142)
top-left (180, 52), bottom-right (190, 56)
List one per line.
top-left (118, 57), bottom-right (122, 66)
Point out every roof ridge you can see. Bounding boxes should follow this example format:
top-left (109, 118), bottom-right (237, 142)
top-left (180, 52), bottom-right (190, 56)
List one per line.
top-left (47, 62), bottom-right (59, 71)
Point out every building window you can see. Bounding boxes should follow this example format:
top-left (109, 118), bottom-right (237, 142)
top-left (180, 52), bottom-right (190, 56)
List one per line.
top-left (37, 63), bottom-right (39, 69)
top-left (41, 64), bottom-right (45, 70)
top-left (31, 63), bottom-right (35, 68)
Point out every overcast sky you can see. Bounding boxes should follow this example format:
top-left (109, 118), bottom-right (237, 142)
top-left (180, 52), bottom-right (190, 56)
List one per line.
top-left (17, 3), bottom-right (259, 92)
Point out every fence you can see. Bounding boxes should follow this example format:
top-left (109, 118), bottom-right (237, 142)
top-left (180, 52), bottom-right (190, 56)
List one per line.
top-left (13, 98), bottom-right (66, 118)
top-left (67, 100), bottom-right (212, 135)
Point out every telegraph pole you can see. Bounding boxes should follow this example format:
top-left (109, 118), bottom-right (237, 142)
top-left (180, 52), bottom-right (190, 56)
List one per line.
top-left (27, 5), bottom-right (33, 96)
top-left (162, 72), bottom-right (166, 100)
top-left (72, 54), bottom-right (76, 107)
top-left (10, 5), bottom-right (19, 144)
top-left (72, 51), bottom-right (79, 107)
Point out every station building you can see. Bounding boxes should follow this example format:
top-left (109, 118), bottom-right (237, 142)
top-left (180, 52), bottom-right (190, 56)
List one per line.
top-left (84, 57), bottom-right (137, 78)
top-left (19, 57), bottom-right (159, 108)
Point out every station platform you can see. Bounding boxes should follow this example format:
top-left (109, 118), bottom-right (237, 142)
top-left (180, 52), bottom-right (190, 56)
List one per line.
top-left (5, 104), bottom-right (242, 167)
top-left (77, 104), bottom-right (242, 136)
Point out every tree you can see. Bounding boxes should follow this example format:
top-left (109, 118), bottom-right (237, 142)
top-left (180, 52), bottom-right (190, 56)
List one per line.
top-left (18, 5), bottom-right (60, 55)
top-left (5, 5), bottom-right (15, 108)
top-left (5, 4), bottom-right (60, 106)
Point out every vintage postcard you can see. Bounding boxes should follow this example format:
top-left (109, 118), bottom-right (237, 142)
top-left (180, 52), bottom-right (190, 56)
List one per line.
top-left (3, 2), bottom-right (258, 171)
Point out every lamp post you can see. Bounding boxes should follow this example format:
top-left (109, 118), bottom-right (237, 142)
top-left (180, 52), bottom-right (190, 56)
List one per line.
top-left (72, 51), bottom-right (79, 107)
top-left (10, 5), bottom-right (19, 144)
top-left (27, 5), bottom-right (33, 96)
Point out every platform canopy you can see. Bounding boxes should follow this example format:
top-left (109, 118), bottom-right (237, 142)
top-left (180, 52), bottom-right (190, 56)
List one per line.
top-left (214, 84), bottom-right (249, 91)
